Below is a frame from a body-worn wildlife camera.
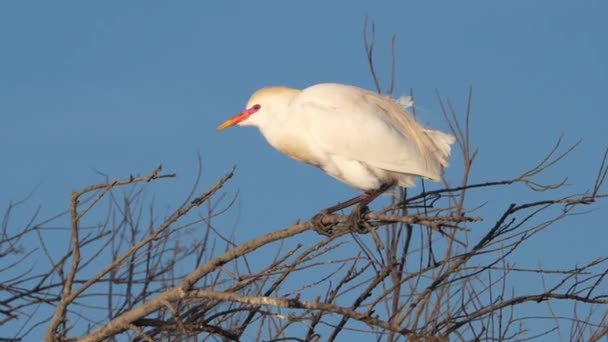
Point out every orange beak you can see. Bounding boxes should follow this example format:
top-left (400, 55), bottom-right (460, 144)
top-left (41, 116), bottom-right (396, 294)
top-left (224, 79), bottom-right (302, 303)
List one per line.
top-left (216, 112), bottom-right (249, 131)
top-left (217, 105), bottom-right (260, 131)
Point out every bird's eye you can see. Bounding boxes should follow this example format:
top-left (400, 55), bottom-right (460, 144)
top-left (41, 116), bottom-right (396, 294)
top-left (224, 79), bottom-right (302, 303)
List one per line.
top-left (253, 104), bottom-right (261, 111)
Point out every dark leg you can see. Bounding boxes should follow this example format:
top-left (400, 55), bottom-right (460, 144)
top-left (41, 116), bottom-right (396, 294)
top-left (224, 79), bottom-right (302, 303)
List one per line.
top-left (312, 182), bottom-right (395, 235)
top-left (346, 182), bottom-right (394, 233)
top-left (321, 192), bottom-right (372, 214)
top-left (311, 193), bottom-right (368, 236)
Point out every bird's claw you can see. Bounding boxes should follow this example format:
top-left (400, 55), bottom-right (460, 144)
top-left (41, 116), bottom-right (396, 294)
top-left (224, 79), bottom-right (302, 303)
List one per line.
top-left (312, 205), bottom-right (373, 236)
top-left (311, 211), bottom-right (335, 236)
top-left (347, 205), bottom-right (371, 233)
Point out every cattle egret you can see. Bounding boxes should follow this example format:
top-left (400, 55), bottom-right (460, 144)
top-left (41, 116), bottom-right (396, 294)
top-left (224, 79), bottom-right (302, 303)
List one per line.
top-left (217, 83), bottom-right (455, 232)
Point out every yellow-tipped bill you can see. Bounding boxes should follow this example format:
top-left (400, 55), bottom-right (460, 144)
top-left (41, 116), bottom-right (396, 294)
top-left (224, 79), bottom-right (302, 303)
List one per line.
top-left (216, 116), bottom-right (241, 131)
top-left (216, 104), bottom-right (261, 131)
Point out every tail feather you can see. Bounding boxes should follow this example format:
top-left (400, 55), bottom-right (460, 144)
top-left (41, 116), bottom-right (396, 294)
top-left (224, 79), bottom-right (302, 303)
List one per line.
top-left (424, 129), bottom-right (455, 168)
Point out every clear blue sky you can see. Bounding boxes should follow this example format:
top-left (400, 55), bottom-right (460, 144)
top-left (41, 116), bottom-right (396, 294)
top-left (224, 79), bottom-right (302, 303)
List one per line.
top-left (1, 1), bottom-right (607, 340)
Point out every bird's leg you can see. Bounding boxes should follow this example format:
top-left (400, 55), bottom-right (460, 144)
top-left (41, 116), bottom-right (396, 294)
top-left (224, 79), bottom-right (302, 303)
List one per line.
top-left (311, 193), bottom-right (372, 235)
top-left (346, 203), bottom-right (371, 233)
top-left (346, 182), bottom-right (394, 233)
top-left (312, 182), bottom-right (394, 235)
top-left (320, 193), bottom-right (373, 213)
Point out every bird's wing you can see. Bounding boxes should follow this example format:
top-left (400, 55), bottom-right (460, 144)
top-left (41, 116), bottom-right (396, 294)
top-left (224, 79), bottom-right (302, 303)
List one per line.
top-left (292, 84), bottom-right (453, 180)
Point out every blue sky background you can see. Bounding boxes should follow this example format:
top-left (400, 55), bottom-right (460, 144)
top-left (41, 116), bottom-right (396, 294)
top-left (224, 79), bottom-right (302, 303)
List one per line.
top-left (1, 1), bottom-right (607, 340)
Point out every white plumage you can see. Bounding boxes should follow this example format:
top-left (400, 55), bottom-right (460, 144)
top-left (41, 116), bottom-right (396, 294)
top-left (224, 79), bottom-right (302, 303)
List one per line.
top-left (217, 83), bottom-right (454, 191)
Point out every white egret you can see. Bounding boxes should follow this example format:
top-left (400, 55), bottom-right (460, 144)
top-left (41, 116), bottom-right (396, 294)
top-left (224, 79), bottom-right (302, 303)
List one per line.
top-left (217, 83), bottom-right (454, 232)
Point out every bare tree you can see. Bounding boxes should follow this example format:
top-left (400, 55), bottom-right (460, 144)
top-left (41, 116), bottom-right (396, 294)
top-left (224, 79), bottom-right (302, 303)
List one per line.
top-left (2, 21), bottom-right (607, 342)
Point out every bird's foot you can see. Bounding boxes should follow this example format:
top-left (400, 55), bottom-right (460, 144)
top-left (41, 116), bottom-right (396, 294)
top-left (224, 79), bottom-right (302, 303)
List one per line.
top-left (346, 205), bottom-right (371, 233)
top-left (311, 211), bottom-right (335, 236)
top-left (346, 205), bottom-right (385, 249)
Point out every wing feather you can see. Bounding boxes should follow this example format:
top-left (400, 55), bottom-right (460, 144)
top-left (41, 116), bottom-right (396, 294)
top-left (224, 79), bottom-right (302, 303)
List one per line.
top-left (291, 83), bottom-right (453, 181)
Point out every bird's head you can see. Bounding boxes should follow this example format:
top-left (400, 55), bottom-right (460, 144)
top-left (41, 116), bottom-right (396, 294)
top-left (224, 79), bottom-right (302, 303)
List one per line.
top-left (217, 86), bottom-right (299, 131)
